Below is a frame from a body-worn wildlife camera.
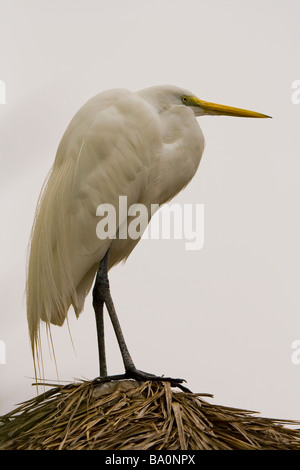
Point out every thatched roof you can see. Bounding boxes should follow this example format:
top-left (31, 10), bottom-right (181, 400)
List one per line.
top-left (0, 379), bottom-right (299, 450)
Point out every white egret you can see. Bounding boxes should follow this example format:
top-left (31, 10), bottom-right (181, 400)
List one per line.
top-left (26, 85), bottom-right (270, 389)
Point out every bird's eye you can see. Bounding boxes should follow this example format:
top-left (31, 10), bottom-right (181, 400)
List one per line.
top-left (182, 96), bottom-right (188, 104)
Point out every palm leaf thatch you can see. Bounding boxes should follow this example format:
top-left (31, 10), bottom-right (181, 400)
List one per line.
top-left (0, 380), bottom-right (299, 450)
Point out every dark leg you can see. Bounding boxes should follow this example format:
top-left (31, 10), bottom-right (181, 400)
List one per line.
top-left (93, 249), bottom-right (191, 392)
top-left (92, 255), bottom-right (108, 377)
top-left (93, 299), bottom-right (107, 377)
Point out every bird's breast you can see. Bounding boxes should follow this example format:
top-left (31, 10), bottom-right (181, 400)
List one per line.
top-left (143, 107), bottom-right (205, 205)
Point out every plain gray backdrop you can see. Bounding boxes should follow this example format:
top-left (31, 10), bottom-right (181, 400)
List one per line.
top-left (0, 0), bottom-right (300, 421)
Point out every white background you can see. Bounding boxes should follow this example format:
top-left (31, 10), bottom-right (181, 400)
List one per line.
top-left (0, 0), bottom-right (300, 421)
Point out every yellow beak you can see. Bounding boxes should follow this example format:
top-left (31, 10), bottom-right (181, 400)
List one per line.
top-left (192, 97), bottom-right (271, 119)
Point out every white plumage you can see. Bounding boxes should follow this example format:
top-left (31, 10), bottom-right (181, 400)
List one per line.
top-left (26, 85), bottom-right (269, 375)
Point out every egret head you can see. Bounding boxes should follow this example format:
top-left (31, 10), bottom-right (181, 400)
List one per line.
top-left (139, 85), bottom-right (271, 119)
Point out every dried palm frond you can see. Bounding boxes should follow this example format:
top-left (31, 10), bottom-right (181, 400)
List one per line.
top-left (0, 380), bottom-right (299, 450)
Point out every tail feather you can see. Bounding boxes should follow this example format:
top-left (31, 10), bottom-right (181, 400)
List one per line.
top-left (26, 160), bottom-right (78, 376)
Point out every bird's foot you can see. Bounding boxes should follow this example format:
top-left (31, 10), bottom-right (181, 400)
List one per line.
top-left (125, 367), bottom-right (191, 392)
top-left (94, 367), bottom-right (191, 392)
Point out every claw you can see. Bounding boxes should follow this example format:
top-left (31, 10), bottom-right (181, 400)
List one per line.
top-left (94, 368), bottom-right (191, 392)
top-left (124, 367), bottom-right (191, 392)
